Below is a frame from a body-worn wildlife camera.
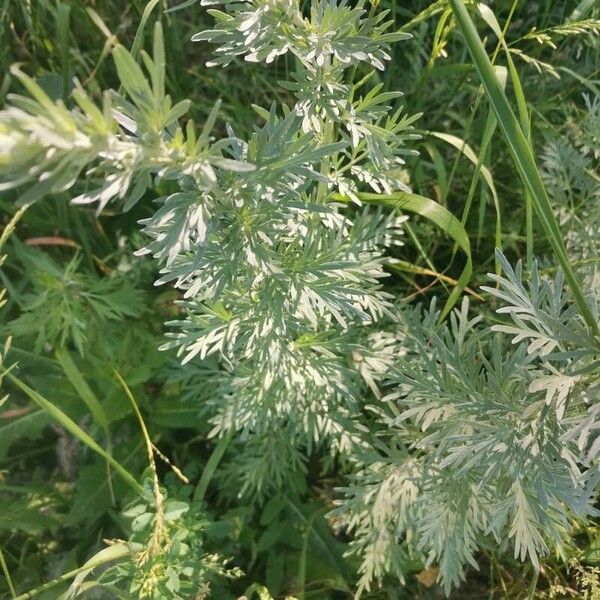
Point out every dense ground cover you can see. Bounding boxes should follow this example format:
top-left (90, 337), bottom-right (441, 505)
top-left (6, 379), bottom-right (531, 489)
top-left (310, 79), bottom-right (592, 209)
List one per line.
top-left (0, 0), bottom-right (599, 598)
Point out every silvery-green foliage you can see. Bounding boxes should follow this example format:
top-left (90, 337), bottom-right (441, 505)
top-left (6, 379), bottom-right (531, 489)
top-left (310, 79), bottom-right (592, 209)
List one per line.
top-left (0, 29), bottom-right (245, 212)
top-left (193, 0), bottom-right (408, 69)
top-left (484, 254), bottom-right (597, 357)
top-left (194, 0), bottom-right (420, 199)
top-left (158, 203), bottom-right (397, 441)
top-left (541, 93), bottom-right (600, 292)
top-left (175, 0), bottom-right (417, 458)
top-left (0, 7), bottom-right (414, 482)
top-left (336, 253), bottom-right (600, 594)
top-left (541, 140), bottom-right (597, 207)
top-left (220, 428), bottom-right (309, 500)
top-left (7, 1), bottom-right (600, 596)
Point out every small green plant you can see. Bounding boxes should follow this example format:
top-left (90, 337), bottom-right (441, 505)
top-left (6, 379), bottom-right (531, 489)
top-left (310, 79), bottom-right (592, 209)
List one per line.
top-left (8, 241), bottom-right (144, 355)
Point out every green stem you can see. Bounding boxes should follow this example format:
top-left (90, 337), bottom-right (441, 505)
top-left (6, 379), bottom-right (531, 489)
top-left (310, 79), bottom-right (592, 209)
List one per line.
top-left (0, 206), bottom-right (28, 251)
top-left (297, 509), bottom-right (320, 600)
top-left (193, 431), bottom-right (234, 504)
top-left (0, 548), bottom-right (16, 598)
top-left (527, 569), bottom-right (539, 599)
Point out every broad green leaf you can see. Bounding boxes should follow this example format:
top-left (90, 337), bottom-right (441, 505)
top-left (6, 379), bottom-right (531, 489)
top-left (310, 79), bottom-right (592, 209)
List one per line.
top-left (63, 543), bottom-right (140, 599)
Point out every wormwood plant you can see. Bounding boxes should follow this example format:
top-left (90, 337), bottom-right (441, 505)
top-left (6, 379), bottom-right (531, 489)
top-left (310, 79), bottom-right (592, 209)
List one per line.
top-left (0, 2), bottom-right (417, 594)
top-left (541, 93), bottom-right (600, 290)
top-left (337, 259), bottom-right (600, 593)
top-left (0, 2), bottom-right (419, 488)
top-left (1, 0), bottom-right (600, 597)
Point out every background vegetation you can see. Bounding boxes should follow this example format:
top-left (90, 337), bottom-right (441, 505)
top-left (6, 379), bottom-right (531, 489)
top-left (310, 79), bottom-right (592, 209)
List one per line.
top-left (0, 0), bottom-right (599, 598)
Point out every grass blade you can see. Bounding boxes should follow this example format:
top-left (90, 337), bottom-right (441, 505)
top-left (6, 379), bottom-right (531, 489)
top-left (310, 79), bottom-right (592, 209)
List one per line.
top-left (449, 0), bottom-right (600, 342)
top-left (64, 542), bottom-right (141, 598)
top-left (13, 542), bottom-right (139, 600)
top-left (431, 129), bottom-right (502, 272)
top-left (477, 3), bottom-right (534, 268)
top-left (56, 2), bottom-right (71, 100)
top-left (56, 348), bottom-right (116, 504)
top-left (130, 0), bottom-right (163, 60)
top-left (0, 547), bottom-right (16, 598)
top-left (5, 372), bottom-right (144, 497)
top-left (332, 191), bottom-right (472, 321)
top-left (55, 348), bottom-right (109, 432)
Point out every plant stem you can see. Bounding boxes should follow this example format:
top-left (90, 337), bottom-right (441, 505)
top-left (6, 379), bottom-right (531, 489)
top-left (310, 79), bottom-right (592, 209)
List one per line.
top-left (113, 368), bottom-right (166, 558)
top-left (193, 431), bottom-right (233, 504)
top-left (0, 548), bottom-right (16, 598)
